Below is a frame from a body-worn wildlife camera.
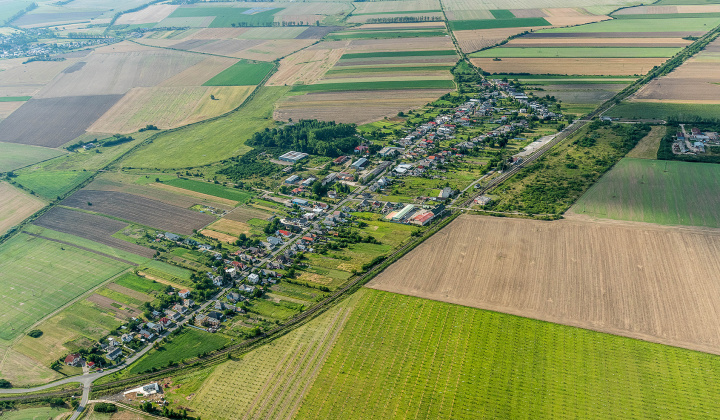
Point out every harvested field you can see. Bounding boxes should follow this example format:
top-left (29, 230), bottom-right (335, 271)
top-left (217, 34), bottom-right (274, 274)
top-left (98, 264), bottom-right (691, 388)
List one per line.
top-left (505, 37), bottom-right (691, 48)
top-left (13, 11), bottom-right (102, 27)
top-left (541, 17), bottom-right (720, 33)
top-left (0, 95), bottom-right (123, 147)
top-left (116, 4), bottom-right (179, 24)
top-left (526, 31), bottom-right (706, 38)
top-left (626, 126), bottom-right (666, 159)
top-left (234, 39), bottom-right (316, 62)
top-left (614, 5), bottom-right (720, 14)
top-left (543, 14), bottom-right (609, 26)
top-left (207, 218), bottom-right (251, 236)
top-left (369, 215), bottom-right (720, 355)
top-left (0, 182), bottom-right (44, 235)
top-left (61, 190), bottom-right (215, 234)
top-left (267, 48), bottom-right (344, 86)
top-left (539, 83), bottom-right (627, 104)
top-left (275, 89), bottom-right (452, 124)
top-left (353, 0), bottom-right (440, 14)
top-left (33, 207), bottom-right (155, 258)
top-left (0, 101), bottom-right (27, 120)
top-left (223, 206), bottom-right (272, 223)
top-left (470, 57), bottom-right (663, 76)
top-left (35, 44), bottom-right (203, 99)
top-left (357, 22), bottom-right (446, 30)
top-left (334, 57), bottom-right (457, 67)
top-left (160, 56), bottom-right (237, 87)
top-left (0, 59), bottom-right (79, 97)
top-left (201, 229), bottom-right (236, 243)
top-left (170, 38), bottom-right (264, 56)
top-left (183, 86), bottom-right (254, 124)
top-left (343, 37), bottom-right (454, 52)
top-left (454, 27), bottom-right (538, 53)
top-left (183, 27), bottom-right (249, 40)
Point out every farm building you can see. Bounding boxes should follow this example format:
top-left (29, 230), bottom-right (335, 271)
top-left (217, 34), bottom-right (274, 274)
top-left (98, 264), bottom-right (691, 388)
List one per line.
top-left (334, 156), bottom-right (349, 165)
top-left (351, 158), bottom-right (369, 170)
top-left (285, 175), bottom-right (300, 184)
top-left (279, 151), bottom-right (309, 163)
top-left (410, 211), bottom-right (434, 226)
top-left (392, 204), bottom-right (415, 221)
top-left (124, 383), bottom-right (161, 397)
top-left (301, 177), bottom-right (317, 187)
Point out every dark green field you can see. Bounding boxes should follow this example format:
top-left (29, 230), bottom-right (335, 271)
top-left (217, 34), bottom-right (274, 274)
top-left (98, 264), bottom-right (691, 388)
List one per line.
top-left (164, 178), bottom-right (252, 203)
top-left (606, 102), bottom-right (720, 120)
top-left (0, 96), bottom-right (30, 102)
top-left (449, 17), bottom-right (550, 31)
top-left (292, 80), bottom-right (455, 93)
top-left (203, 60), bottom-right (275, 86)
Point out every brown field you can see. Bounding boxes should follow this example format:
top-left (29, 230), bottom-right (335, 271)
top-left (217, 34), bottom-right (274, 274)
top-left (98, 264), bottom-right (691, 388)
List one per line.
top-left (33, 207), bottom-right (155, 258)
top-left (505, 37), bottom-right (691, 48)
top-left (61, 190), bottom-right (216, 235)
top-left (471, 57), bottom-right (663, 76)
top-left (369, 215), bottom-right (720, 355)
top-left (170, 38), bottom-right (264, 56)
top-left (0, 182), bottom-right (44, 235)
top-left (35, 43), bottom-right (203, 99)
top-left (626, 126), bottom-right (665, 159)
top-left (632, 39), bottom-right (720, 103)
top-left (160, 56), bottom-right (237, 87)
top-left (106, 283), bottom-right (153, 303)
top-left (184, 86), bottom-right (254, 124)
top-left (86, 174), bottom-right (236, 211)
top-left (116, 4), bottom-right (178, 24)
top-left (323, 71), bottom-right (452, 80)
top-left (275, 89), bottom-right (452, 124)
top-left (224, 206), bottom-right (273, 223)
top-left (0, 346), bottom-right (61, 387)
top-left (454, 27), bottom-right (539, 53)
top-left (201, 229), bottom-right (237, 243)
top-left (208, 218), bottom-right (251, 236)
top-left (86, 294), bottom-right (137, 319)
top-left (0, 95), bottom-right (124, 147)
top-left (267, 48), bottom-right (344, 86)
top-left (334, 57), bottom-right (457, 67)
top-left (237, 27), bottom-right (306, 40)
top-left (0, 101), bottom-right (23, 119)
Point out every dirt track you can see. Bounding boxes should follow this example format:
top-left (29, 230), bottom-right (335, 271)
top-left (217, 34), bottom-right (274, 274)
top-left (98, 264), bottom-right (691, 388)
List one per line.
top-left (368, 215), bottom-right (720, 355)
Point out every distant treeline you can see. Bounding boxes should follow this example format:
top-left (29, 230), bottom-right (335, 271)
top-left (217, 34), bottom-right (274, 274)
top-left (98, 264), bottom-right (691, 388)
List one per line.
top-left (366, 16), bottom-right (443, 24)
top-left (67, 134), bottom-right (134, 151)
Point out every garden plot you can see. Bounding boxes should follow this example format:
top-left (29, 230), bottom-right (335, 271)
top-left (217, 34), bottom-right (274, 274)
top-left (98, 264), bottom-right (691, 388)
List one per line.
top-left (0, 182), bottom-right (44, 235)
top-left (61, 190), bottom-right (216, 235)
top-left (369, 215), bottom-right (720, 355)
top-left (33, 207), bottom-right (155, 258)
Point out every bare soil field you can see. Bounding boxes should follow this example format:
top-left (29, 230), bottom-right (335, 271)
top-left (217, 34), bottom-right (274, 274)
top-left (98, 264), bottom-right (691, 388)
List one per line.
top-left (0, 182), bottom-right (44, 235)
top-left (0, 95), bottom-right (123, 147)
top-left (295, 26), bottom-right (344, 40)
top-left (471, 57), bottom-right (663, 76)
top-left (632, 39), bottom-right (720, 103)
top-left (117, 4), bottom-right (178, 24)
top-left (160, 56), bottom-right (237, 87)
top-left (33, 207), bottom-right (155, 258)
top-left (86, 294), bottom-right (137, 319)
top-left (61, 190), bottom-right (215, 235)
top-left (335, 57), bottom-right (457, 67)
top-left (201, 229), bottom-right (237, 243)
top-left (506, 37), bottom-right (691, 48)
top-left (35, 45), bottom-right (203, 99)
top-left (369, 215), bottom-right (720, 355)
top-left (86, 174), bottom-right (236, 211)
top-left (455, 27), bottom-right (539, 53)
top-left (625, 127), bottom-right (665, 159)
top-left (238, 27), bottom-right (306, 40)
top-left (267, 48), bottom-right (344, 86)
top-left (208, 218), bottom-right (251, 236)
top-left (275, 89), bottom-right (452, 124)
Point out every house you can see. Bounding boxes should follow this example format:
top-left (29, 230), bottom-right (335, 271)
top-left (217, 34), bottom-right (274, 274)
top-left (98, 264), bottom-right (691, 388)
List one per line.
top-left (208, 311), bottom-right (223, 321)
top-left (378, 146), bottom-right (403, 157)
top-left (322, 172), bottom-right (338, 186)
top-left (262, 269), bottom-right (279, 278)
top-left (301, 177), bottom-right (317, 187)
top-left (184, 298), bottom-right (195, 307)
top-left (159, 317), bottom-right (172, 328)
top-left (178, 289), bottom-right (191, 299)
top-left (124, 383), bottom-right (161, 397)
top-left (267, 236), bottom-right (283, 247)
top-left (292, 198), bottom-right (309, 207)
top-left (337, 172), bottom-right (354, 182)
top-left (328, 190), bottom-right (337, 199)
top-left (121, 333), bottom-right (133, 343)
top-left (242, 284), bottom-right (255, 293)
top-left (354, 145), bottom-right (368, 154)
top-left (107, 347), bottom-right (123, 361)
top-left (351, 158), bottom-right (368, 170)
top-left (278, 151), bottom-right (309, 164)
top-left (146, 322), bottom-right (163, 333)
top-left (196, 314), bottom-right (220, 328)
top-left (285, 175), bottom-right (300, 184)
top-left (228, 292), bottom-right (242, 303)
top-left (333, 156), bottom-right (349, 165)
top-left (248, 273), bottom-right (260, 284)
top-left (214, 301), bottom-right (226, 311)
top-left (173, 304), bottom-right (188, 314)
top-left (277, 229), bottom-right (292, 238)
top-left (438, 187), bottom-right (453, 200)
top-left (164, 232), bottom-right (180, 241)
top-left (65, 353), bottom-right (83, 367)
top-left (410, 211), bottom-right (434, 226)
top-left (139, 330), bottom-right (155, 340)
top-left (198, 244), bottom-right (213, 251)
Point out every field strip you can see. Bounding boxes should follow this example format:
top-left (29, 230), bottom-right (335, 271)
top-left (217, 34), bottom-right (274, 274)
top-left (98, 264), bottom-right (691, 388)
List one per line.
top-left (152, 183), bottom-right (238, 208)
top-left (22, 232), bottom-right (138, 266)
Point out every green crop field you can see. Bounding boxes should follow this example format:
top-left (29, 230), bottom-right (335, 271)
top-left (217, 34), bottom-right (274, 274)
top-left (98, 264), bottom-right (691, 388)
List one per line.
top-left (0, 406), bottom-right (70, 420)
top-left (164, 178), bottom-right (253, 203)
top-left (449, 17), bottom-right (550, 31)
top-left (127, 327), bottom-right (230, 374)
top-left (340, 50), bottom-right (457, 60)
top-left (292, 80), bottom-right (455, 93)
top-left (0, 96), bottom-right (30, 102)
top-left (572, 158), bottom-right (720, 227)
top-left (168, 6), bottom-right (282, 28)
top-left (121, 86), bottom-right (289, 169)
top-left (203, 60), bottom-right (274, 86)
top-left (0, 233), bottom-right (129, 341)
top-left (115, 272), bottom-right (167, 294)
top-left (12, 170), bottom-right (93, 200)
top-left (326, 65), bottom-right (454, 75)
top-left (541, 17), bottom-right (720, 33)
top-left (471, 47), bottom-right (681, 58)
top-left (606, 102), bottom-right (720, 120)
top-left (0, 142), bottom-right (65, 172)
top-left (326, 30), bottom-right (446, 40)
top-left (490, 9), bottom-right (515, 19)
top-left (141, 260), bottom-right (192, 281)
top-left (294, 289), bottom-right (720, 419)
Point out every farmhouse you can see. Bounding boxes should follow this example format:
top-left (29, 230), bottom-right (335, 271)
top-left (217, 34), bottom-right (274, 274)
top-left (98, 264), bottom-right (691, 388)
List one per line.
top-left (64, 353), bottom-right (83, 367)
top-left (107, 347), bottom-right (123, 361)
top-left (279, 151), bottom-right (309, 164)
top-left (178, 289), bottom-right (191, 298)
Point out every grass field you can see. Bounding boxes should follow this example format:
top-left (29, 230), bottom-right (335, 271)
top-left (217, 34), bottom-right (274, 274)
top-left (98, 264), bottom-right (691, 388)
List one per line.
top-left (127, 327), bottom-right (230, 374)
top-left (0, 142), bottom-right (65, 172)
top-left (0, 407), bottom-right (70, 419)
top-left (121, 86), bottom-right (289, 169)
top-left (606, 102), bottom-right (720, 120)
top-left (12, 170), bottom-right (92, 200)
top-left (572, 158), bottom-right (720, 227)
top-left (164, 178), bottom-right (252, 203)
top-left (541, 17), bottom-right (720, 33)
top-left (449, 17), bottom-right (550, 31)
top-left (292, 80), bottom-right (455, 93)
top-left (140, 260), bottom-right (192, 281)
top-left (471, 47), bottom-right (681, 58)
top-left (294, 288), bottom-right (720, 419)
top-left (340, 50), bottom-right (456, 60)
top-left (0, 233), bottom-right (129, 341)
top-left (203, 60), bottom-right (275, 86)
top-left (0, 96), bottom-right (30, 102)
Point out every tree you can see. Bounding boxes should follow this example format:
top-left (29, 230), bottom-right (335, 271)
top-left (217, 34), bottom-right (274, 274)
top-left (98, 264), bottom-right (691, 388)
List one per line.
top-left (0, 379), bottom-right (10, 389)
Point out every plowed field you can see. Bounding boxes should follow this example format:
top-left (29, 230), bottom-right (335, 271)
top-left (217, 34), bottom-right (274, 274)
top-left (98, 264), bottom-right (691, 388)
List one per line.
top-left (369, 215), bottom-right (720, 355)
